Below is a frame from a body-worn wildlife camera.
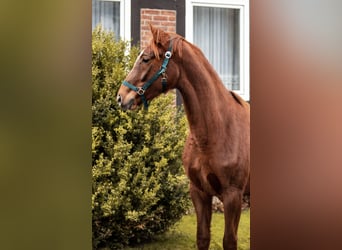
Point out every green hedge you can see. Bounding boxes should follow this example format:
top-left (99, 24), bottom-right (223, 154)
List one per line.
top-left (92, 26), bottom-right (190, 249)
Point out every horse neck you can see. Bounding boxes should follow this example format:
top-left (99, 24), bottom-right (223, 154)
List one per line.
top-left (176, 42), bottom-right (234, 145)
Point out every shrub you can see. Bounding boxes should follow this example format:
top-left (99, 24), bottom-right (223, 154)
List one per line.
top-left (92, 26), bottom-right (190, 249)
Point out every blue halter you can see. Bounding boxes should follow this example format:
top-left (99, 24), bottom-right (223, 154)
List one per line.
top-left (122, 41), bottom-right (173, 109)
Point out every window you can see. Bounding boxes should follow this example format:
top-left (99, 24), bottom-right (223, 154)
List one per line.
top-left (92, 0), bottom-right (131, 41)
top-left (186, 0), bottom-right (249, 100)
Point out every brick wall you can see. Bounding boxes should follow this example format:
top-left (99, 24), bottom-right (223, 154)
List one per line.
top-left (140, 9), bottom-right (176, 49)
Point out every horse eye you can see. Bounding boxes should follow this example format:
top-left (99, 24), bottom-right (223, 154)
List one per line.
top-left (142, 58), bottom-right (150, 63)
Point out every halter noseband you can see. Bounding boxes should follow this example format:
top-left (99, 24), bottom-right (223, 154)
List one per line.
top-left (122, 41), bottom-right (173, 109)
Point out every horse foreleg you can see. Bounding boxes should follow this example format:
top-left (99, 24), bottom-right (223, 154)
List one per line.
top-left (222, 187), bottom-right (243, 250)
top-left (190, 183), bottom-right (213, 250)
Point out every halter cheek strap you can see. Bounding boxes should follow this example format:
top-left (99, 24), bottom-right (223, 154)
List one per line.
top-left (122, 41), bottom-right (173, 109)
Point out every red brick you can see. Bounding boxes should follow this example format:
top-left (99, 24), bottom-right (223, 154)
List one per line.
top-left (141, 25), bottom-right (150, 31)
top-left (161, 21), bottom-right (176, 27)
top-left (149, 21), bottom-right (162, 26)
top-left (141, 14), bottom-right (152, 20)
top-left (168, 16), bottom-right (176, 21)
top-left (141, 8), bottom-right (177, 49)
top-left (141, 35), bottom-right (151, 42)
top-left (142, 9), bottom-right (161, 15)
top-left (161, 10), bottom-right (176, 16)
top-left (153, 15), bottom-right (168, 21)
top-left (141, 32), bottom-right (148, 38)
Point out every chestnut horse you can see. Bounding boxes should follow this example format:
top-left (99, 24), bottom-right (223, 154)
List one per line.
top-left (117, 26), bottom-right (250, 250)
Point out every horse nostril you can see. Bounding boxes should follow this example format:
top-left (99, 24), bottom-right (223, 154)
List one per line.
top-left (117, 94), bottom-right (122, 105)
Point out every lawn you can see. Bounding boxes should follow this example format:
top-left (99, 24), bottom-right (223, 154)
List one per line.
top-left (125, 209), bottom-right (250, 250)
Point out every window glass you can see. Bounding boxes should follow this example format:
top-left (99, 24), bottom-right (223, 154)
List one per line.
top-left (193, 6), bottom-right (240, 90)
top-left (92, 0), bottom-right (120, 38)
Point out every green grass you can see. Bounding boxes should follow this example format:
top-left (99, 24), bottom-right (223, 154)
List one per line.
top-left (125, 209), bottom-right (250, 250)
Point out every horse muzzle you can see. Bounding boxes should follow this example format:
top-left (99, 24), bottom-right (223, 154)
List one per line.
top-left (117, 94), bottom-right (136, 111)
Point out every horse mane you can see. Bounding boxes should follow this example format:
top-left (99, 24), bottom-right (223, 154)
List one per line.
top-left (149, 24), bottom-right (183, 60)
top-left (230, 91), bottom-right (244, 107)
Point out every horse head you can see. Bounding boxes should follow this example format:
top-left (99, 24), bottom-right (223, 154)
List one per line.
top-left (117, 25), bottom-right (181, 110)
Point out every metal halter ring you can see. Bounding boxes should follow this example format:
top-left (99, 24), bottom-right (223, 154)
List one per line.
top-left (165, 51), bottom-right (172, 59)
top-left (137, 87), bottom-right (145, 95)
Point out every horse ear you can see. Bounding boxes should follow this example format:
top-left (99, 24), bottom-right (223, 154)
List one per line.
top-left (149, 24), bottom-right (169, 47)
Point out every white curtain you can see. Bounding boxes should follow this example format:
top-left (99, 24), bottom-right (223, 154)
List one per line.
top-left (194, 7), bottom-right (240, 90)
top-left (92, 0), bottom-right (120, 38)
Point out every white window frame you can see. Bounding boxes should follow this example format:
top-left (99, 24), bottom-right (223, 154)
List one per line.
top-left (185, 0), bottom-right (250, 101)
top-left (95, 0), bottom-right (131, 42)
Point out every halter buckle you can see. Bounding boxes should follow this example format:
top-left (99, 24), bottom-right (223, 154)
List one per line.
top-left (137, 87), bottom-right (145, 95)
top-left (165, 51), bottom-right (172, 59)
